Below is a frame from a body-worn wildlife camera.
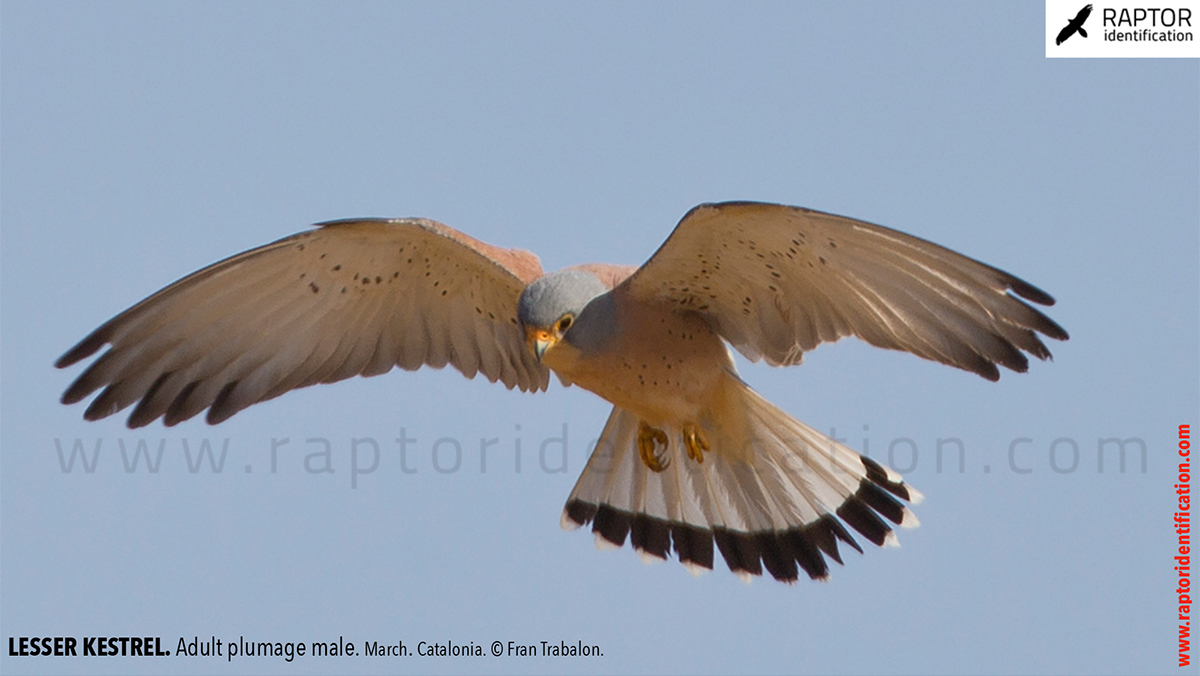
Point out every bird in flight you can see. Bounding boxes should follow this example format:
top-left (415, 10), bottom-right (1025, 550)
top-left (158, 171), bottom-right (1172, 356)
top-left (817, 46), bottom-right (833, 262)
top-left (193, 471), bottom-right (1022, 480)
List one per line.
top-left (57, 201), bottom-right (1067, 583)
top-left (1056, 4), bottom-right (1093, 45)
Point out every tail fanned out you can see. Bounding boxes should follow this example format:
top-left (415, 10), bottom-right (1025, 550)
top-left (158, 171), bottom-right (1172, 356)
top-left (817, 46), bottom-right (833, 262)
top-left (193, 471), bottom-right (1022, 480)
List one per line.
top-left (561, 380), bottom-right (922, 583)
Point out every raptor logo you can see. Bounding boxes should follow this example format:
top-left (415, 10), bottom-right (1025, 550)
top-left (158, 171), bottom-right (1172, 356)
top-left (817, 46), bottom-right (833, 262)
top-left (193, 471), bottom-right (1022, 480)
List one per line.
top-left (1056, 3), bottom-right (1094, 44)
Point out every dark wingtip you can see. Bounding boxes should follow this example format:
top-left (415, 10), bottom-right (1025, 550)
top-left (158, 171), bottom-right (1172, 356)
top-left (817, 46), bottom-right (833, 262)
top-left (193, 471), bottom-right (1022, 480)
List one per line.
top-left (1040, 316), bottom-right (1070, 342)
top-left (60, 376), bottom-right (93, 405)
top-left (205, 381), bottom-right (242, 425)
top-left (55, 329), bottom-right (110, 369)
top-left (82, 385), bottom-right (122, 422)
top-left (163, 380), bottom-right (201, 426)
top-left (1007, 276), bottom-right (1056, 306)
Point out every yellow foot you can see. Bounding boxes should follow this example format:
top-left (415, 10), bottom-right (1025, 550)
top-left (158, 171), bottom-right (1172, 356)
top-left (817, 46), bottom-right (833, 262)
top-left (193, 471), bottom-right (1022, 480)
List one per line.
top-left (637, 422), bottom-right (670, 472)
top-left (683, 424), bottom-right (709, 464)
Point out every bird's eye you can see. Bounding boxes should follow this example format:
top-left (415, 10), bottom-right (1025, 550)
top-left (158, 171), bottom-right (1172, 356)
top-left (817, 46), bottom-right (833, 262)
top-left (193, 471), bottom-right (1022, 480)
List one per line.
top-left (556, 314), bottom-right (574, 333)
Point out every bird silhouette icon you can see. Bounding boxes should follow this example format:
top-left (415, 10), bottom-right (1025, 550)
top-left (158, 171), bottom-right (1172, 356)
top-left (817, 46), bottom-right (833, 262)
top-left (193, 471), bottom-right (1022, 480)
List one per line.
top-left (1056, 4), bottom-right (1093, 45)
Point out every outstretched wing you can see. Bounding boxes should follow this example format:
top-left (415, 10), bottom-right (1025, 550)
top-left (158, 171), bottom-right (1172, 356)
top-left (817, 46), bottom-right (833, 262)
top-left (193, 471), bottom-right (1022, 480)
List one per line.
top-left (57, 218), bottom-right (550, 427)
top-left (620, 201), bottom-right (1068, 380)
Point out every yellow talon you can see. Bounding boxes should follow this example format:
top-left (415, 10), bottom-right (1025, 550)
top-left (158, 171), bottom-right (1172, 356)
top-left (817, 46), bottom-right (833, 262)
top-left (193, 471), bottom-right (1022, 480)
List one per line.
top-left (637, 422), bottom-right (670, 472)
top-left (683, 424), bottom-right (709, 464)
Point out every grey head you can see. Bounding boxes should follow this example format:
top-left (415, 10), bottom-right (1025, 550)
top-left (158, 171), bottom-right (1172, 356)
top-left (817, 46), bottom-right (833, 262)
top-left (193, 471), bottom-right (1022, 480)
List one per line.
top-left (517, 268), bottom-right (609, 330)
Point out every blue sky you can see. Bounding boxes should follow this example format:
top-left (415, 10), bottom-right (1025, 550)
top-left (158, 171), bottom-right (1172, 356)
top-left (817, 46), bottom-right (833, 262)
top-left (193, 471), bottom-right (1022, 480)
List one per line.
top-left (2, 2), bottom-right (1197, 675)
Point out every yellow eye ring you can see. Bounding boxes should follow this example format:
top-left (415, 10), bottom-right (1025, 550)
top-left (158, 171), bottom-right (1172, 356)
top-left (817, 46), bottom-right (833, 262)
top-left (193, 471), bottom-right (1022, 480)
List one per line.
top-left (556, 314), bottom-right (574, 333)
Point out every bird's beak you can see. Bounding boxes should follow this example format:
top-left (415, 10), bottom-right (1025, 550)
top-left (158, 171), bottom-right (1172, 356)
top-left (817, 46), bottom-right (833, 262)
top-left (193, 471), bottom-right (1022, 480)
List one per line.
top-left (526, 328), bottom-right (557, 362)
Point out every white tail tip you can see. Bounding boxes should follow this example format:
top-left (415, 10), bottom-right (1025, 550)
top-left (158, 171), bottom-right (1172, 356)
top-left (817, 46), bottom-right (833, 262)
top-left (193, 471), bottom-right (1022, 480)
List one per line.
top-left (593, 531), bottom-right (620, 551)
top-left (636, 548), bottom-right (666, 565)
top-left (560, 510), bottom-right (582, 531)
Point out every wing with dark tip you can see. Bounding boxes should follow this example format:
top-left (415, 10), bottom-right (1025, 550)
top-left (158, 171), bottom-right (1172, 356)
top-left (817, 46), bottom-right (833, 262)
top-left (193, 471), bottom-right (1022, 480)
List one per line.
top-left (57, 218), bottom-right (550, 427)
top-left (621, 201), bottom-right (1068, 381)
